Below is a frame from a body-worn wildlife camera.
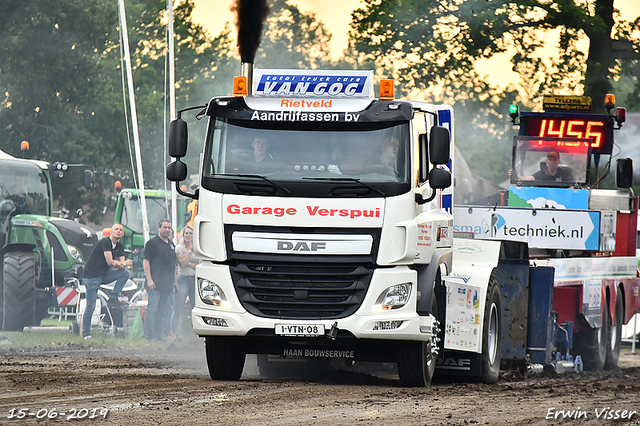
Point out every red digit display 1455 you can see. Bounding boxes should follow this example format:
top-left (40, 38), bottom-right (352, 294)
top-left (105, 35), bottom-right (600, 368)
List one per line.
top-left (521, 113), bottom-right (613, 155)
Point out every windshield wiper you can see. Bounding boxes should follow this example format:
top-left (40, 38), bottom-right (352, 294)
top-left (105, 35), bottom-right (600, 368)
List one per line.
top-left (302, 177), bottom-right (386, 196)
top-left (226, 174), bottom-right (292, 195)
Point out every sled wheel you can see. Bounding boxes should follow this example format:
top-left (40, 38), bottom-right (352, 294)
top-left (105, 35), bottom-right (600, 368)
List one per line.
top-left (574, 314), bottom-right (607, 371)
top-left (604, 287), bottom-right (623, 370)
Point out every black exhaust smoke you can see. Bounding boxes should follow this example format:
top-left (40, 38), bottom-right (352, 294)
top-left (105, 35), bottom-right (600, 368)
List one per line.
top-left (232, 0), bottom-right (270, 63)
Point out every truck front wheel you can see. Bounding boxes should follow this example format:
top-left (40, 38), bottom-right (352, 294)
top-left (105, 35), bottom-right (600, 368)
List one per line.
top-left (2, 251), bottom-right (36, 331)
top-left (205, 336), bottom-right (246, 380)
top-left (397, 296), bottom-right (438, 387)
top-left (481, 278), bottom-right (501, 384)
top-left (604, 287), bottom-right (623, 370)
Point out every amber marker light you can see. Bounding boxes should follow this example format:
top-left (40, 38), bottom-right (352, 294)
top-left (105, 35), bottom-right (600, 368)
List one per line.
top-left (379, 79), bottom-right (394, 100)
top-left (20, 140), bottom-right (30, 151)
top-left (604, 94), bottom-right (615, 110)
top-left (233, 76), bottom-right (248, 97)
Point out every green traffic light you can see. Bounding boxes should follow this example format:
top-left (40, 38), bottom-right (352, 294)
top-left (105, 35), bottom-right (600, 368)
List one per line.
top-left (509, 104), bottom-right (518, 115)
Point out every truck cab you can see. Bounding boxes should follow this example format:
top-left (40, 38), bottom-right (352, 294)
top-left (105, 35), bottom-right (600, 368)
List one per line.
top-left (167, 68), bottom-right (455, 386)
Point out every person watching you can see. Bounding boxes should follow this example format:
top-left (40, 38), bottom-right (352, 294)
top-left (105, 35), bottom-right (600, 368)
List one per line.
top-left (81, 223), bottom-right (132, 339)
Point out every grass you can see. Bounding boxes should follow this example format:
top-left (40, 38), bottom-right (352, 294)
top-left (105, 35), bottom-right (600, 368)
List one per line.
top-left (2, 331), bottom-right (152, 349)
top-left (0, 316), bottom-right (152, 349)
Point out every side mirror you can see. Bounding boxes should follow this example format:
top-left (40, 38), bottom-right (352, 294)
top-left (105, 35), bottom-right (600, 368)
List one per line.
top-left (169, 118), bottom-right (188, 158)
top-left (418, 133), bottom-right (429, 184)
top-left (84, 169), bottom-right (94, 189)
top-left (429, 167), bottom-right (451, 189)
top-left (616, 158), bottom-right (633, 188)
top-left (429, 126), bottom-right (450, 165)
top-left (167, 160), bottom-right (187, 182)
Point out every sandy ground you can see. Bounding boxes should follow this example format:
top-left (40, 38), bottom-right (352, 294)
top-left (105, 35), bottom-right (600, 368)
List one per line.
top-left (1, 333), bottom-right (640, 426)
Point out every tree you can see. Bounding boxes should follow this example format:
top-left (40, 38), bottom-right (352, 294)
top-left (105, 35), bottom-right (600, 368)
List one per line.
top-left (255, 0), bottom-right (334, 69)
top-left (349, 0), bottom-right (640, 106)
top-left (0, 0), bottom-right (236, 222)
top-left (0, 0), bottom-right (123, 220)
top-left (348, 0), bottom-right (639, 185)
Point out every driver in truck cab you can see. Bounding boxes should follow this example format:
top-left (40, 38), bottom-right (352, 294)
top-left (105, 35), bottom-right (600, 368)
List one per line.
top-left (510, 151), bottom-right (575, 184)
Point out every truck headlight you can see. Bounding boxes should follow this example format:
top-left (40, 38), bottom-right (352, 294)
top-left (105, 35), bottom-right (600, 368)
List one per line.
top-left (198, 279), bottom-right (230, 308)
top-left (67, 246), bottom-right (82, 261)
top-left (374, 283), bottom-right (411, 311)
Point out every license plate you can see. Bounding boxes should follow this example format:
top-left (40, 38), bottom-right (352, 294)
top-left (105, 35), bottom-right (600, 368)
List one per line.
top-left (275, 324), bottom-right (325, 337)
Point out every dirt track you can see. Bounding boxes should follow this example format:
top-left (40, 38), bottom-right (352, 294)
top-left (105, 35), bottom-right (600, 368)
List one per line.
top-left (1, 333), bottom-right (640, 426)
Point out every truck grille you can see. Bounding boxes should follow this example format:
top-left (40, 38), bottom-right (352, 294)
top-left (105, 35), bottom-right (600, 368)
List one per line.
top-left (230, 263), bottom-right (372, 319)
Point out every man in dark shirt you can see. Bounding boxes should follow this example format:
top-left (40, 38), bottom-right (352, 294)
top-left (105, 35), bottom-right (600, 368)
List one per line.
top-left (81, 223), bottom-right (132, 339)
top-left (143, 219), bottom-right (177, 341)
top-left (532, 151), bottom-right (575, 183)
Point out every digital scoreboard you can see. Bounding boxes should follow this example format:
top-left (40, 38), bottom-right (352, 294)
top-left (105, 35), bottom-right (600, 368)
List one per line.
top-left (519, 112), bottom-right (614, 155)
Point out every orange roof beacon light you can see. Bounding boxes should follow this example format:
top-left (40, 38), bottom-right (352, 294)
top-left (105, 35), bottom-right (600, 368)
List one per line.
top-left (604, 94), bottom-right (615, 113)
top-left (114, 180), bottom-right (122, 191)
top-left (233, 76), bottom-right (248, 97)
top-left (379, 79), bottom-right (394, 100)
top-left (20, 140), bottom-right (29, 151)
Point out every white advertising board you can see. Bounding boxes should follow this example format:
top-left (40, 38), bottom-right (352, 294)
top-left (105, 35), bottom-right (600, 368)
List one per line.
top-left (453, 206), bottom-right (600, 250)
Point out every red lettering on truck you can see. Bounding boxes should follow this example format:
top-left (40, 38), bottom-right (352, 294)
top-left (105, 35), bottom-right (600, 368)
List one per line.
top-left (306, 206), bottom-right (380, 219)
top-left (227, 204), bottom-right (297, 217)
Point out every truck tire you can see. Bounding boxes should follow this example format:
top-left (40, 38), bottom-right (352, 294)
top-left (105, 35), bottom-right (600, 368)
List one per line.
top-left (604, 287), bottom-right (623, 370)
top-left (574, 316), bottom-right (608, 371)
top-left (205, 336), bottom-right (246, 381)
top-left (2, 251), bottom-right (36, 331)
top-left (398, 295), bottom-right (438, 387)
top-left (481, 278), bottom-right (501, 384)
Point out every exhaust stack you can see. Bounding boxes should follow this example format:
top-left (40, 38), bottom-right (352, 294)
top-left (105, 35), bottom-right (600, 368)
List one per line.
top-left (232, 0), bottom-right (269, 96)
top-left (241, 62), bottom-right (254, 96)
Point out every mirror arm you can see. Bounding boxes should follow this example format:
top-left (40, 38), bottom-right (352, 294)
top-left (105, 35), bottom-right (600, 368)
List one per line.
top-left (416, 188), bottom-right (437, 205)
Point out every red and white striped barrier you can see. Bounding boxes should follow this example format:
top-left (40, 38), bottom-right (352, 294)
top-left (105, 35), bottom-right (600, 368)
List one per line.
top-left (56, 288), bottom-right (79, 306)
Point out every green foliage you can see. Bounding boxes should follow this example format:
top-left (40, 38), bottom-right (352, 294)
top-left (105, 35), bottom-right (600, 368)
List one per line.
top-left (348, 0), bottom-right (640, 183)
top-left (0, 0), bottom-right (237, 222)
top-left (349, 0), bottom-right (639, 104)
top-left (256, 0), bottom-right (334, 69)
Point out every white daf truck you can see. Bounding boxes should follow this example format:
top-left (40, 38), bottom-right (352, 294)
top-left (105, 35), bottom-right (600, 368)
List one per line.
top-left (166, 69), bottom-right (634, 386)
top-left (166, 68), bottom-right (461, 386)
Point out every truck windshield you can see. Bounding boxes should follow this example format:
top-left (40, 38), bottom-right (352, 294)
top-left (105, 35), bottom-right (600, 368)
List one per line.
top-left (120, 195), bottom-right (170, 235)
top-left (511, 136), bottom-right (590, 187)
top-left (0, 160), bottom-right (50, 216)
top-left (204, 118), bottom-right (409, 184)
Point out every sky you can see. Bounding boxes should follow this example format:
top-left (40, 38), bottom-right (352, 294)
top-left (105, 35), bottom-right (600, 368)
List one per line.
top-left (191, 0), bottom-right (640, 87)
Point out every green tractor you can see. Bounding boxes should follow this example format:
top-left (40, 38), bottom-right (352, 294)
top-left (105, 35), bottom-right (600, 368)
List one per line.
top-left (106, 188), bottom-right (189, 278)
top-left (0, 150), bottom-right (96, 331)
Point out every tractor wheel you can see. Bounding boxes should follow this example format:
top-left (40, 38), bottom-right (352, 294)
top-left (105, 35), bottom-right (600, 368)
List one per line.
top-left (205, 336), bottom-right (246, 381)
top-left (481, 278), bottom-right (501, 384)
top-left (2, 251), bottom-right (36, 331)
top-left (604, 287), bottom-right (623, 370)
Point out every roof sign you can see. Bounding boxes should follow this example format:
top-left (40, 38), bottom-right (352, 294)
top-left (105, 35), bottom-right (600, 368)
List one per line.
top-left (253, 69), bottom-right (373, 99)
top-left (543, 95), bottom-right (592, 112)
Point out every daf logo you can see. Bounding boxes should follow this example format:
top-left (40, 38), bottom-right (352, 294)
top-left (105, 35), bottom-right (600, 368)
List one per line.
top-left (277, 241), bottom-right (327, 251)
top-left (436, 357), bottom-right (471, 370)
